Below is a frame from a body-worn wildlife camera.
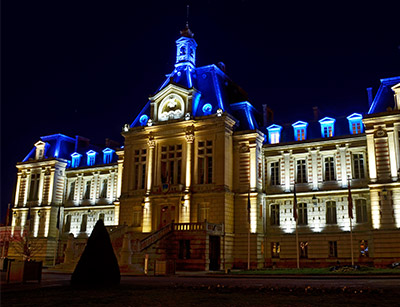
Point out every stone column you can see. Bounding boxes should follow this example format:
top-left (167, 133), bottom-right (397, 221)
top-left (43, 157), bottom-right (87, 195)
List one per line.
top-left (387, 131), bottom-right (399, 181)
top-left (366, 134), bottom-right (377, 182)
top-left (146, 135), bottom-right (155, 195)
top-left (181, 126), bottom-right (194, 223)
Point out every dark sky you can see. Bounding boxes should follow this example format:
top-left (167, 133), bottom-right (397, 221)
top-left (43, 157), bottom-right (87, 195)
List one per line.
top-left (1, 1), bottom-right (399, 223)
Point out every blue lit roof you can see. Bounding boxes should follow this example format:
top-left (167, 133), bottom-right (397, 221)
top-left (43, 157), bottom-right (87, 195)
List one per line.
top-left (368, 77), bottom-right (400, 114)
top-left (21, 133), bottom-right (119, 168)
top-left (130, 33), bottom-right (255, 130)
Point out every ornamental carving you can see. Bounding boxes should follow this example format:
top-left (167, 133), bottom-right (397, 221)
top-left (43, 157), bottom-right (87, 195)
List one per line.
top-left (374, 128), bottom-right (387, 138)
top-left (185, 125), bottom-right (195, 143)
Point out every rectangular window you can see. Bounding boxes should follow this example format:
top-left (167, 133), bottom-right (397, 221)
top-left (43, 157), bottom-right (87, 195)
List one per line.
top-left (323, 126), bottom-right (333, 138)
top-left (270, 132), bottom-right (280, 144)
top-left (84, 181), bottom-right (91, 200)
top-left (296, 129), bottom-right (305, 141)
top-left (68, 181), bottom-right (75, 201)
top-left (328, 241), bottom-right (337, 257)
top-left (271, 242), bottom-right (280, 258)
top-left (353, 154), bottom-right (365, 179)
top-left (298, 203), bottom-right (308, 225)
top-left (326, 201), bottom-right (337, 224)
top-left (133, 149), bottom-right (147, 190)
top-left (324, 157), bottom-right (335, 181)
top-left (198, 140), bottom-right (213, 184)
top-left (270, 162), bottom-right (280, 185)
top-left (160, 144), bottom-right (182, 185)
top-left (296, 160), bottom-right (307, 183)
top-left (199, 203), bottom-right (209, 222)
top-left (100, 179), bottom-right (108, 198)
top-left (133, 211), bottom-right (141, 227)
top-left (270, 204), bottom-right (280, 226)
top-left (28, 174), bottom-right (40, 201)
top-left (356, 199), bottom-right (368, 223)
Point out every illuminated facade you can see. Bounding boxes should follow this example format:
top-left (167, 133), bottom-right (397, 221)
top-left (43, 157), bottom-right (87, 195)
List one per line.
top-left (8, 23), bottom-right (400, 269)
top-left (9, 134), bottom-right (122, 264)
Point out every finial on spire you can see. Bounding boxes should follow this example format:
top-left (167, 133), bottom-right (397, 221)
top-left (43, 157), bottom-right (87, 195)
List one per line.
top-left (186, 4), bottom-right (189, 28)
top-left (180, 4), bottom-right (194, 38)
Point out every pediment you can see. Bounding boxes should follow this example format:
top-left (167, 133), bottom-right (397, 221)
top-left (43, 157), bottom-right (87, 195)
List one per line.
top-left (149, 83), bottom-right (192, 122)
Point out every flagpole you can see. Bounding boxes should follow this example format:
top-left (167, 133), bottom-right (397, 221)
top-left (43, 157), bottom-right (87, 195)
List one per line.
top-left (294, 182), bottom-right (299, 269)
top-left (348, 176), bottom-right (354, 267)
top-left (350, 217), bottom-right (354, 266)
top-left (247, 189), bottom-right (251, 270)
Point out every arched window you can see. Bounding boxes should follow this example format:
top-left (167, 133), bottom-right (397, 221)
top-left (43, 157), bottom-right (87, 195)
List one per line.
top-left (326, 201), bottom-right (337, 224)
top-left (80, 214), bottom-right (88, 232)
top-left (64, 215), bottom-right (71, 233)
top-left (298, 203), bottom-right (308, 225)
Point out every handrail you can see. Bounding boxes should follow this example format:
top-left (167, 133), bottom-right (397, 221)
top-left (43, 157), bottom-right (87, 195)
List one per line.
top-left (139, 223), bottom-right (173, 251)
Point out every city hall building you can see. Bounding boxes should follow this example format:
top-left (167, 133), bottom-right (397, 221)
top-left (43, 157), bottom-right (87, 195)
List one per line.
top-left (6, 24), bottom-right (400, 270)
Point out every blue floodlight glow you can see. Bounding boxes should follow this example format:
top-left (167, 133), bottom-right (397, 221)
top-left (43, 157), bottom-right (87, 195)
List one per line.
top-left (230, 101), bottom-right (256, 130)
top-left (139, 115), bottom-right (149, 126)
top-left (102, 148), bottom-right (115, 164)
top-left (292, 121), bottom-right (308, 141)
top-left (346, 113), bottom-right (364, 134)
top-left (86, 150), bottom-right (97, 166)
top-left (267, 124), bottom-right (282, 144)
top-left (71, 152), bottom-right (82, 168)
top-left (202, 103), bottom-right (212, 115)
top-left (318, 117), bottom-right (336, 138)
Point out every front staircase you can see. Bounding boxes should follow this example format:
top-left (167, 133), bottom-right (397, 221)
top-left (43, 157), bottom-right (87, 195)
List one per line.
top-left (110, 221), bottom-right (224, 273)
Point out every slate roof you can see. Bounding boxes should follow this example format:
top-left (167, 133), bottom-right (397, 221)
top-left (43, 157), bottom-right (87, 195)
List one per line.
top-left (130, 60), bottom-right (258, 130)
top-left (368, 76), bottom-right (400, 114)
top-left (22, 134), bottom-right (119, 168)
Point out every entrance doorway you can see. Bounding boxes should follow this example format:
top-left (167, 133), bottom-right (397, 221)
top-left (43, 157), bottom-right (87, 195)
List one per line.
top-left (159, 205), bottom-right (175, 229)
top-left (209, 236), bottom-right (220, 271)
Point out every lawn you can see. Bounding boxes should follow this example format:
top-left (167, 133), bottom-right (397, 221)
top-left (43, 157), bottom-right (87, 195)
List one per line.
top-left (3, 284), bottom-right (400, 307)
top-left (232, 266), bottom-right (400, 275)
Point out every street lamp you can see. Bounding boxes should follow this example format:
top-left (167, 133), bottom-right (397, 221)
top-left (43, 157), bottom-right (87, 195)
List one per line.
top-left (312, 195), bottom-right (317, 206)
top-left (382, 187), bottom-right (388, 200)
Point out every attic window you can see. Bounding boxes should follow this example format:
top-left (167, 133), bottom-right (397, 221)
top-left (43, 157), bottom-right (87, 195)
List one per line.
top-left (102, 148), bottom-right (115, 164)
top-left (267, 124), bottom-right (282, 144)
top-left (71, 152), bottom-right (82, 168)
top-left (318, 117), bottom-right (336, 138)
top-left (346, 113), bottom-right (363, 134)
top-left (292, 121), bottom-right (308, 141)
top-left (86, 150), bottom-right (97, 166)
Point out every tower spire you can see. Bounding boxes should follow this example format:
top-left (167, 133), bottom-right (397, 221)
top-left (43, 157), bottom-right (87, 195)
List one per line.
top-left (180, 5), bottom-right (194, 38)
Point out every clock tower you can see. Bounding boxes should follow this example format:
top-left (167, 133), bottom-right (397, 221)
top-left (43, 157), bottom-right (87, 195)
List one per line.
top-left (175, 23), bottom-right (197, 69)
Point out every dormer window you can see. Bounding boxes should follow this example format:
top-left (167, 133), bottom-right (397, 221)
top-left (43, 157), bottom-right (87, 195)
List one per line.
top-left (346, 113), bottom-right (363, 134)
top-left (102, 148), bottom-right (115, 164)
top-left (318, 117), bottom-right (336, 138)
top-left (71, 152), bottom-right (82, 168)
top-left (34, 141), bottom-right (46, 160)
top-left (267, 124), bottom-right (282, 144)
top-left (292, 121), bottom-right (308, 141)
top-left (86, 150), bottom-right (97, 166)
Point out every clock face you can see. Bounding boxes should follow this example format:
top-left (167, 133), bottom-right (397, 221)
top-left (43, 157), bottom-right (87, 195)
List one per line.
top-left (158, 94), bottom-right (185, 121)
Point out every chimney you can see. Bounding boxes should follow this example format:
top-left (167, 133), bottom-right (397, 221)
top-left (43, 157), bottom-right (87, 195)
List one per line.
top-left (366, 87), bottom-right (373, 107)
top-left (105, 138), bottom-right (120, 148)
top-left (313, 106), bottom-right (319, 121)
top-left (262, 104), bottom-right (268, 126)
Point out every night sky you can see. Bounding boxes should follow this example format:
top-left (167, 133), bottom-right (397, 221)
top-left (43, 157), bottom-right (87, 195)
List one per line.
top-left (2, 1), bottom-right (399, 223)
